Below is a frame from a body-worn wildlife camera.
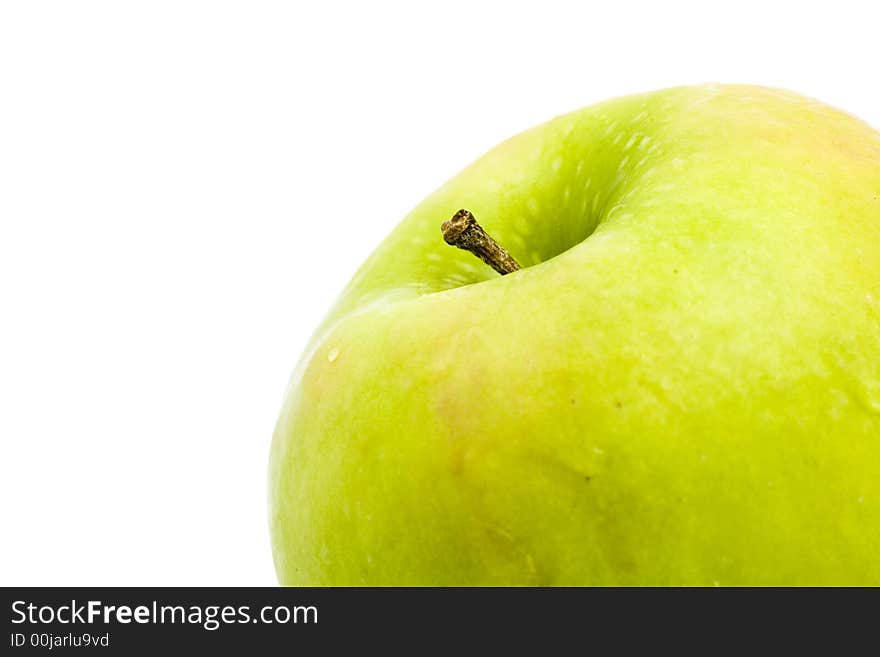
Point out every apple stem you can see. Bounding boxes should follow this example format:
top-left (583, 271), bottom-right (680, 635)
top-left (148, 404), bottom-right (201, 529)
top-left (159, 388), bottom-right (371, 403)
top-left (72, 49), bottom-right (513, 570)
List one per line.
top-left (441, 209), bottom-right (521, 276)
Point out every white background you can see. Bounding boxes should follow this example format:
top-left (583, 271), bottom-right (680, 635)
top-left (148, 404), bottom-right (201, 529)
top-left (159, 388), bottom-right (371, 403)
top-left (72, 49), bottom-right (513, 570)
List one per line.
top-left (1, 1), bottom-right (877, 585)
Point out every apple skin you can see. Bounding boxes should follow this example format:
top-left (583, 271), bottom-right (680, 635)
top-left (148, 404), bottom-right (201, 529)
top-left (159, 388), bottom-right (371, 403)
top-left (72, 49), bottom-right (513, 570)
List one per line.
top-left (270, 84), bottom-right (880, 585)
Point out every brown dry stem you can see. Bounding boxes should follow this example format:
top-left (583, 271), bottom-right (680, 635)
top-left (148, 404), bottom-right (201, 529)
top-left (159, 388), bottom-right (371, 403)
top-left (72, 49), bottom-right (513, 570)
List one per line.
top-left (441, 209), bottom-right (521, 276)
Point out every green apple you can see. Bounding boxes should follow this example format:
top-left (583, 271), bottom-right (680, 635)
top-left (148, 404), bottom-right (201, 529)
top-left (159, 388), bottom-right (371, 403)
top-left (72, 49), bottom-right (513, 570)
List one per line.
top-left (269, 84), bottom-right (880, 585)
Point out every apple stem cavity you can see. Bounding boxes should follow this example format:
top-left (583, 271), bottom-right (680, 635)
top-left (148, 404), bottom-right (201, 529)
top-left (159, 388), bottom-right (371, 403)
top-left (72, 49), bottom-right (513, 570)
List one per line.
top-left (441, 209), bottom-right (521, 276)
